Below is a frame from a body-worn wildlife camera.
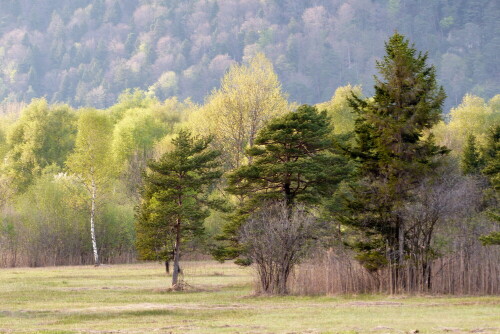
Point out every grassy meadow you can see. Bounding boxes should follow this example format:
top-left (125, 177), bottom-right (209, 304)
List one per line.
top-left (0, 261), bottom-right (499, 334)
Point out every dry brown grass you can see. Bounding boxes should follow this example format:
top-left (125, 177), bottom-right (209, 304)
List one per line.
top-left (290, 246), bottom-right (500, 295)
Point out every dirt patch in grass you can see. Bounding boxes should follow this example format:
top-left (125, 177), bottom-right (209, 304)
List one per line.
top-left (346, 301), bottom-right (404, 306)
top-left (469, 328), bottom-right (500, 333)
top-left (58, 286), bottom-right (133, 291)
top-left (66, 302), bottom-right (255, 314)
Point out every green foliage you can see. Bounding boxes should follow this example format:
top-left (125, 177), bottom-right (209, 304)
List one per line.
top-left (135, 130), bottom-right (222, 262)
top-left (353, 238), bottom-right (389, 272)
top-left (98, 200), bottom-right (136, 258)
top-left (112, 108), bottom-right (166, 165)
top-left (108, 89), bottom-right (158, 122)
top-left (437, 94), bottom-right (500, 153)
top-left (227, 105), bottom-right (345, 207)
top-left (316, 84), bottom-right (363, 135)
top-left (0, 125), bottom-right (8, 160)
top-left (479, 125), bottom-right (500, 246)
top-left (14, 172), bottom-right (90, 266)
top-left (341, 32), bottom-right (448, 270)
top-left (66, 109), bottom-right (115, 187)
top-left (190, 53), bottom-right (289, 170)
top-left (0, 95), bottom-right (188, 266)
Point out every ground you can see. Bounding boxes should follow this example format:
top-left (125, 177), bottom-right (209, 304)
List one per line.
top-left (0, 261), bottom-right (498, 334)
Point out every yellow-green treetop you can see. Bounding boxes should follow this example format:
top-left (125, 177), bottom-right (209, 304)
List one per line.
top-left (188, 53), bottom-right (290, 169)
top-left (434, 94), bottom-right (500, 153)
top-left (316, 84), bottom-right (363, 135)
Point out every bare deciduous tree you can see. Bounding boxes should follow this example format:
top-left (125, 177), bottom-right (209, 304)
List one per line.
top-left (240, 201), bottom-right (316, 295)
top-left (400, 171), bottom-right (484, 291)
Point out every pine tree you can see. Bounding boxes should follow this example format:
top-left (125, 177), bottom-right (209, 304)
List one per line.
top-left (213, 105), bottom-right (349, 262)
top-left (135, 130), bottom-right (222, 287)
top-left (343, 32), bottom-right (448, 290)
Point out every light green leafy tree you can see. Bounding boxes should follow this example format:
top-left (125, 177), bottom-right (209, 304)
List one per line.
top-left (316, 84), bottom-right (363, 135)
top-left (189, 53), bottom-right (290, 169)
top-left (5, 98), bottom-right (76, 191)
top-left (434, 94), bottom-right (500, 153)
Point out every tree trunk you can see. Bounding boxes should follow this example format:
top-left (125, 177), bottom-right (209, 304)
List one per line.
top-left (276, 265), bottom-right (290, 295)
top-left (90, 178), bottom-right (100, 266)
top-left (398, 221), bottom-right (405, 291)
top-left (171, 218), bottom-right (181, 287)
top-left (424, 261), bottom-right (432, 291)
top-left (165, 260), bottom-right (170, 274)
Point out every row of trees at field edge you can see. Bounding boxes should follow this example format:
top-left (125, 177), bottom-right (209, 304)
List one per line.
top-left (135, 33), bottom-right (499, 294)
top-left (0, 32), bottom-right (498, 293)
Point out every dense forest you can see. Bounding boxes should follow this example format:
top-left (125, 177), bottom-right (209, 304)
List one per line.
top-left (0, 0), bottom-right (499, 111)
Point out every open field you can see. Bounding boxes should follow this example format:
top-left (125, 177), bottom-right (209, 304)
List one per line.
top-left (0, 262), bottom-right (499, 334)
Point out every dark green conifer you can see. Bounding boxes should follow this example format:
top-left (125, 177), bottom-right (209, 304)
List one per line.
top-left (135, 130), bottom-right (222, 287)
top-left (461, 133), bottom-right (484, 175)
top-left (342, 32), bottom-right (448, 287)
top-left (482, 125), bottom-right (500, 191)
top-left (479, 125), bottom-right (500, 246)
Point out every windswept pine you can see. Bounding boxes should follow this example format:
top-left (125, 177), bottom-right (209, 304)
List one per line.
top-left (214, 105), bottom-right (349, 262)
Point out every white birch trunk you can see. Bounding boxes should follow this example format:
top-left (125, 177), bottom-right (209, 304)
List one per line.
top-left (90, 176), bottom-right (99, 266)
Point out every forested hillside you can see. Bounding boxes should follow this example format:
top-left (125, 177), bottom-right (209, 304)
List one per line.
top-left (0, 0), bottom-right (499, 110)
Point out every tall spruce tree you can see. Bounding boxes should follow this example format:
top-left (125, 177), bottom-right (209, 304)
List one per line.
top-left (214, 105), bottom-right (349, 262)
top-left (135, 130), bottom-right (222, 287)
top-left (343, 32), bottom-right (448, 291)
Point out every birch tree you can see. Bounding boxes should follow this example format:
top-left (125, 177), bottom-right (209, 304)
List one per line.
top-left (66, 109), bottom-right (114, 266)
